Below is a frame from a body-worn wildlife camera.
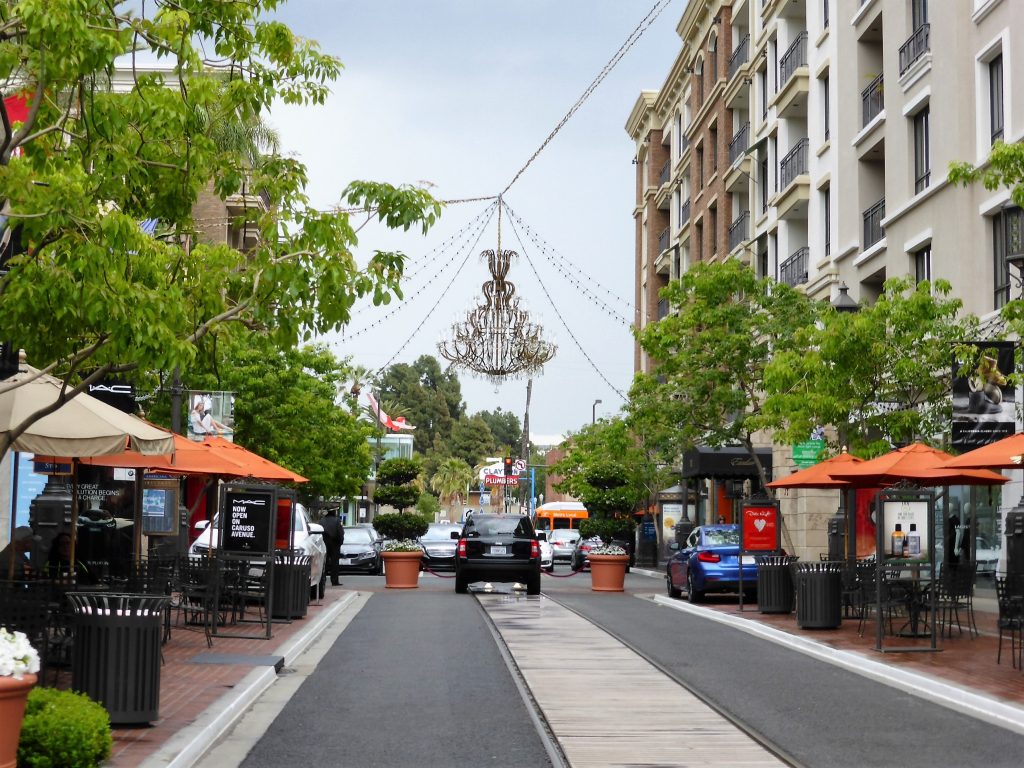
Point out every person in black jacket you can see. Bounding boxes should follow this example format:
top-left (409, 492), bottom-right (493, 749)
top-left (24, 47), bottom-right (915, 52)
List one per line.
top-left (320, 509), bottom-right (344, 586)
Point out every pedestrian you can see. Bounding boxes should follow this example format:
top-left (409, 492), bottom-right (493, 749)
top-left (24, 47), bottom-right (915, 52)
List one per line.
top-left (320, 509), bottom-right (344, 586)
top-left (0, 526), bottom-right (41, 579)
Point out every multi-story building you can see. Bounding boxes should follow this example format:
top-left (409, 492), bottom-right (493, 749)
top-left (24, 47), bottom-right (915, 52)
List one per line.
top-left (628, 0), bottom-right (1023, 558)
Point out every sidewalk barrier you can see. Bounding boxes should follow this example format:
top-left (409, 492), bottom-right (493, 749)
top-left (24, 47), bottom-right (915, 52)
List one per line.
top-left (67, 592), bottom-right (170, 725)
top-left (756, 555), bottom-right (798, 614)
top-left (795, 561), bottom-right (843, 629)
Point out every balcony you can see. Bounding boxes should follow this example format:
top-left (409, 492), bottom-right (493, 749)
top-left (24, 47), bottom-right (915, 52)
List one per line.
top-left (728, 35), bottom-right (750, 81)
top-left (659, 159), bottom-right (671, 187)
top-left (728, 211), bottom-right (750, 252)
top-left (863, 197), bottom-right (885, 249)
top-left (658, 226), bottom-right (670, 253)
top-left (899, 24), bottom-right (930, 76)
top-left (728, 123), bottom-right (750, 166)
top-left (657, 298), bottom-right (670, 320)
top-left (679, 200), bottom-right (692, 227)
top-left (772, 32), bottom-right (809, 118)
top-left (861, 74), bottom-right (884, 127)
top-left (776, 139), bottom-right (810, 219)
top-left (779, 246), bottom-right (809, 287)
top-left (780, 138), bottom-right (809, 189)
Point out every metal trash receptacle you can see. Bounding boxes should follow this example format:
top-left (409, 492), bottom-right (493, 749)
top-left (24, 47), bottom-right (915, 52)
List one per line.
top-left (272, 551), bottom-right (311, 619)
top-left (756, 555), bottom-right (798, 614)
top-left (67, 592), bottom-right (169, 724)
top-left (795, 561), bottom-right (842, 629)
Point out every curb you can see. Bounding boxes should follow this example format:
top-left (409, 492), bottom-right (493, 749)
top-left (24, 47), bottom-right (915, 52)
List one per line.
top-left (139, 592), bottom-right (359, 768)
top-left (651, 593), bottom-right (1024, 736)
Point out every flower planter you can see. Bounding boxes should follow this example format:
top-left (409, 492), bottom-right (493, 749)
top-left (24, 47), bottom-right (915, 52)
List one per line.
top-left (589, 554), bottom-right (629, 592)
top-left (0, 673), bottom-right (36, 768)
top-left (381, 551), bottom-right (422, 589)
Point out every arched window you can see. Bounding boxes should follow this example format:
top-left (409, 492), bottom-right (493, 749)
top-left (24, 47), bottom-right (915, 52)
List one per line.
top-left (693, 56), bottom-right (705, 106)
top-left (708, 32), bottom-right (718, 83)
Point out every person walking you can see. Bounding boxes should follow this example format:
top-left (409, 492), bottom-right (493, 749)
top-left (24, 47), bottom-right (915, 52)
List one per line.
top-left (320, 509), bottom-right (344, 586)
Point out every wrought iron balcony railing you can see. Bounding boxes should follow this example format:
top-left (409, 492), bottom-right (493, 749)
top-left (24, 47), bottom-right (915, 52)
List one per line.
top-left (780, 138), bottom-right (809, 189)
top-left (729, 211), bottom-right (750, 251)
top-left (863, 197), bottom-right (885, 248)
top-left (659, 159), bottom-right (670, 187)
top-left (679, 200), bottom-right (691, 226)
top-left (779, 246), bottom-right (809, 287)
top-left (899, 24), bottom-right (930, 75)
top-left (658, 226), bottom-right (670, 253)
top-left (779, 31), bottom-right (808, 89)
top-left (728, 122), bottom-right (750, 166)
top-left (728, 34), bottom-right (750, 81)
top-left (861, 73), bottom-right (884, 127)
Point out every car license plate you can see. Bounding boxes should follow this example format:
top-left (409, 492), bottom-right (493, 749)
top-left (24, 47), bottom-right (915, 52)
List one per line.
top-left (339, 558), bottom-right (352, 565)
top-left (490, 545), bottom-right (507, 555)
top-left (741, 555), bottom-right (756, 565)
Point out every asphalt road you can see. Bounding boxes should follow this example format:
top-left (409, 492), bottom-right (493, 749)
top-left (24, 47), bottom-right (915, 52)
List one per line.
top-left (238, 584), bottom-right (554, 768)
top-left (554, 582), bottom-right (1024, 768)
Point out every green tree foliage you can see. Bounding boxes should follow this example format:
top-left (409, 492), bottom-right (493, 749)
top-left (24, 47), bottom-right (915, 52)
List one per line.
top-left (416, 491), bottom-right (440, 519)
top-left (373, 457), bottom-right (421, 512)
top-left (430, 456), bottom-right (475, 514)
top-left (0, 0), bottom-right (440, 458)
top-left (377, 356), bottom-right (464, 453)
top-left (448, 415), bottom-right (497, 469)
top-left (476, 407), bottom-right (522, 451)
top-left (949, 140), bottom-right (1024, 208)
top-left (178, 334), bottom-right (372, 500)
top-left (763, 277), bottom-right (978, 456)
top-left (634, 260), bottom-right (819, 492)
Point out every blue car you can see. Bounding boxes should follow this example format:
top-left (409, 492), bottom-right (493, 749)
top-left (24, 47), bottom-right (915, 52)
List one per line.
top-left (665, 524), bottom-right (758, 602)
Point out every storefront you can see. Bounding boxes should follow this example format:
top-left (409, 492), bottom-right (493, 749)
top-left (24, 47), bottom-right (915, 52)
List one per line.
top-left (681, 446), bottom-right (773, 526)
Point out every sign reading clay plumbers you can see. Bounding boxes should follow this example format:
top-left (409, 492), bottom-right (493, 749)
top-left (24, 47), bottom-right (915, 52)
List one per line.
top-left (221, 489), bottom-right (275, 554)
top-left (740, 502), bottom-right (781, 553)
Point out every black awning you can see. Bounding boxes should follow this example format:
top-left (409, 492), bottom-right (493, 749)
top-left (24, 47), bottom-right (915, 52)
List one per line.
top-left (681, 446), bottom-right (772, 479)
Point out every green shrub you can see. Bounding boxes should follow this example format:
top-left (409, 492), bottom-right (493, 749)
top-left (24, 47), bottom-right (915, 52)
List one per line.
top-left (372, 511), bottom-right (430, 541)
top-left (579, 516), bottom-right (636, 544)
top-left (18, 687), bottom-right (112, 768)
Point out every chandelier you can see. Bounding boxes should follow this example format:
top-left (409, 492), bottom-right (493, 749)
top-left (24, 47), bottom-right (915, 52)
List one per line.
top-left (439, 219), bottom-right (556, 382)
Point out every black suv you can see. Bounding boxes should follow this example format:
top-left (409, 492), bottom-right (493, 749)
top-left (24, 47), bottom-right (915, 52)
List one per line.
top-left (453, 514), bottom-right (544, 595)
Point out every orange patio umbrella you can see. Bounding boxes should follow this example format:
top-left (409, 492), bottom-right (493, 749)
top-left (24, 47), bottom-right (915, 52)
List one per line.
top-left (201, 436), bottom-right (307, 483)
top-left (767, 451), bottom-right (864, 489)
top-left (79, 432), bottom-right (249, 476)
top-left (941, 432), bottom-right (1024, 470)
top-left (827, 442), bottom-right (1007, 487)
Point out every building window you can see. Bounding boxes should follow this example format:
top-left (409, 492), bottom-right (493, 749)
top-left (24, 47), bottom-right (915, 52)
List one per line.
top-left (697, 143), bottom-right (705, 187)
top-left (914, 246), bottom-right (932, 286)
top-left (760, 156), bottom-right (769, 213)
top-left (823, 0), bottom-right (829, 29)
top-left (913, 106), bottom-right (930, 193)
top-left (823, 75), bottom-right (830, 141)
top-left (710, 126), bottom-right (718, 173)
top-left (823, 187), bottom-right (831, 257)
top-left (710, 206), bottom-right (718, 255)
top-left (990, 54), bottom-right (1004, 143)
top-left (992, 207), bottom-right (1023, 309)
top-left (709, 35), bottom-right (718, 83)
top-left (760, 69), bottom-right (768, 120)
top-left (696, 222), bottom-right (704, 262)
top-left (912, 0), bottom-right (928, 30)
top-left (695, 59), bottom-right (704, 105)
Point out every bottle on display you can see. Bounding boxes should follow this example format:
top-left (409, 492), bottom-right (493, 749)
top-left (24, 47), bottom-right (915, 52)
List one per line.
top-left (907, 523), bottom-right (921, 557)
top-left (891, 523), bottom-right (905, 557)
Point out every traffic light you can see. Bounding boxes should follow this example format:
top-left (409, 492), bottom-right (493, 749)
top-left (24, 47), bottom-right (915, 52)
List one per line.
top-left (503, 456), bottom-right (514, 476)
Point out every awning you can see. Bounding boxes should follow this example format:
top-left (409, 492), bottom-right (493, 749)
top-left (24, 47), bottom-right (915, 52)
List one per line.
top-left (682, 446), bottom-right (772, 479)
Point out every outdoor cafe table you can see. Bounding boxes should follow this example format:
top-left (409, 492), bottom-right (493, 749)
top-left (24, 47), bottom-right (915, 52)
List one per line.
top-left (881, 562), bottom-right (934, 639)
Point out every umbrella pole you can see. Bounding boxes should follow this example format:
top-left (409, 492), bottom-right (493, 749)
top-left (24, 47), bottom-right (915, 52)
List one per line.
top-left (7, 451), bottom-right (18, 581)
top-left (70, 458), bottom-right (79, 582)
top-left (134, 470), bottom-right (144, 567)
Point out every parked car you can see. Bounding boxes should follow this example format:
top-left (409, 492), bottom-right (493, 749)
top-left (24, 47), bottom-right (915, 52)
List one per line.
top-left (419, 522), bottom-right (463, 572)
top-left (540, 538), bottom-right (554, 573)
top-left (454, 513), bottom-right (543, 595)
top-left (189, 502), bottom-right (328, 598)
top-left (570, 536), bottom-right (604, 572)
top-left (974, 535), bottom-right (1000, 577)
top-left (339, 525), bottom-right (383, 574)
top-left (547, 529), bottom-right (580, 564)
top-left (665, 524), bottom-right (757, 603)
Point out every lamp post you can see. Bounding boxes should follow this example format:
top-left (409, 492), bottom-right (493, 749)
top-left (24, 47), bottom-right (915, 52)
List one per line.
top-left (831, 283), bottom-right (860, 564)
top-left (592, 399), bottom-right (602, 425)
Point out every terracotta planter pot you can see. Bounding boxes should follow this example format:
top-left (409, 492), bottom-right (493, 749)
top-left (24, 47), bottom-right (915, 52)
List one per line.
top-left (589, 554), bottom-right (629, 592)
top-left (0, 673), bottom-right (36, 768)
top-left (381, 551), bottom-right (422, 589)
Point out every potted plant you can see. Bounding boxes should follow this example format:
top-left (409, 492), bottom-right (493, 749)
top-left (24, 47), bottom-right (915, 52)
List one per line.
top-left (0, 627), bottom-right (40, 765)
top-left (373, 458), bottom-right (430, 588)
top-left (579, 518), bottom-right (634, 592)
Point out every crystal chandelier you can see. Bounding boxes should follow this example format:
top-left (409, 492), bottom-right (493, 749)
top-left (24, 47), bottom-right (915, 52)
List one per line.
top-left (439, 211), bottom-right (556, 383)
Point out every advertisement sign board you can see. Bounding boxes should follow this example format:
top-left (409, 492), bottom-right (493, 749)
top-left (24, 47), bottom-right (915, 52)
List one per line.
top-left (142, 475), bottom-right (180, 535)
top-left (740, 503), bottom-right (781, 552)
top-left (221, 487), bottom-right (275, 554)
top-left (952, 341), bottom-right (1015, 451)
top-left (792, 440), bottom-right (825, 469)
top-left (187, 390), bottom-right (236, 442)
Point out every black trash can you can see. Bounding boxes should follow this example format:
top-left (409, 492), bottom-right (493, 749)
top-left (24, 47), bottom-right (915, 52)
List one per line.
top-left (795, 561), bottom-right (842, 629)
top-left (67, 592), bottom-right (170, 724)
top-left (756, 555), bottom-right (798, 614)
top-left (272, 551), bottom-right (311, 619)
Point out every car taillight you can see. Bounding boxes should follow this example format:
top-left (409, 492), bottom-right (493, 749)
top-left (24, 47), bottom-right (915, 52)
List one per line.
top-left (697, 550), bottom-right (721, 563)
top-left (457, 539), bottom-right (467, 557)
top-left (531, 540), bottom-right (540, 559)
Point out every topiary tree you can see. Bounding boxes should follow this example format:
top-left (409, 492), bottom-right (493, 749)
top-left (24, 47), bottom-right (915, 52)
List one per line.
top-left (18, 687), bottom-right (112, 768)
top-left (373, 457), bottom-right (422, 512)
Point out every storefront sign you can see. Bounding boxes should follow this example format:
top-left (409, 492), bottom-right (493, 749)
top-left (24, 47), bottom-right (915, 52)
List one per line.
top-left (740, 503), bottom-right (780, 552)
top-left (221, 488), bottom-right (274, 554)
top-left (483, 474), bottom-right (519, 486)
top-left (32, 456), bottom-right (72, 475)
top-left (792, 440), bottom-right (825, 469)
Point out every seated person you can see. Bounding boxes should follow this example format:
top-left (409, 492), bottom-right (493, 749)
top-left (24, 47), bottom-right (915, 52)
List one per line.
top-left (0, 526), bottom-right (40, 579)
top-left (44, 532), bottom-right (94, 584)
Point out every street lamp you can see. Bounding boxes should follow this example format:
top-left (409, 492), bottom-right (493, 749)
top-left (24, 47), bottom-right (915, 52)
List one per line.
top-left (832, 282), bottom-right (859, 313)
top-left (592, 399), bottom-right (602, 424)
top-left (830, 282), bottom-right (860, 564)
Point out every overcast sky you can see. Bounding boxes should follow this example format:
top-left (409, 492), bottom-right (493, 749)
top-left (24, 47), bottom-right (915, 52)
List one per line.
top-left (269, 1), bottom-right (680, 444)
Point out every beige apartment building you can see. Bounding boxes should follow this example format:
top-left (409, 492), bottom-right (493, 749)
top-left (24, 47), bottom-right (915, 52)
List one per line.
top-left (628, 0), bottom-right (1022, 557)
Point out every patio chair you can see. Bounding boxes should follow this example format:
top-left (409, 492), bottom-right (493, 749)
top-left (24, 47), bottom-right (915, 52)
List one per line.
top-left (994, 576), bottom-right (1024, 670)
top-left (175, 556), bottom-right (221, 647)
top-left (931, 562), bottom-right (978, 639)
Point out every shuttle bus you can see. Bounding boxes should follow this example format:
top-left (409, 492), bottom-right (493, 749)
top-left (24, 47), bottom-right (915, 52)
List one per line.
top-left (533, 502), bottom-right (589, 531)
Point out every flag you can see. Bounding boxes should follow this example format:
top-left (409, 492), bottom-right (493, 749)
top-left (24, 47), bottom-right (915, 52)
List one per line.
top-left (365, 393), bottom-right (416, 432)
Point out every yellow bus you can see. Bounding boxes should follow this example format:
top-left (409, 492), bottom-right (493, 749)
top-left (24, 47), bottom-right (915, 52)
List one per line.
top-left (533, 502), bottom-right (589, 531)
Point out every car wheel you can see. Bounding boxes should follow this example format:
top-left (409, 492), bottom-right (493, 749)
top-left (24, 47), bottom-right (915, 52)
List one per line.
top-left (544, 565), bottom-right (554, 573)
top-left (687, 572), bottom-right (703, 603)
top-left (455, 573), bottom-right (469, 594)
top-left (526, 573), bottom-right (541, 595)
top-left (666, 571), bottom-right (682, 598)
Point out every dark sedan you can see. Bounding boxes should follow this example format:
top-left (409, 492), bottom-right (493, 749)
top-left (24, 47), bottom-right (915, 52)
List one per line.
top-left (338, 526), bottom-right (382, 574)
top-left (454, 513), bottom-right (543, 595)
top-left (569, 536), bottom-right (604, 572)
top-left (665, 524), bottom-right (757, 602)
top-left (419, 523), bottom-right (463, 572)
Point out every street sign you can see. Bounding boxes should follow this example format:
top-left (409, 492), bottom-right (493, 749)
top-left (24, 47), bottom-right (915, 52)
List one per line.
top-left (792, 439), bottom-right (825, 468)
top-left (484, 474), bottom-right (519, 486)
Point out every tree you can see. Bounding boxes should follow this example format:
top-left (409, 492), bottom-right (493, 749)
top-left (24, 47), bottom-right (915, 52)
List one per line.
top-left (431, 457), bottom-right (475, 516)
top-left (762, 277), bottom-right (979, 456)
top-left (634, 260), bottom-right (819, 494)
top-left (377, 356), bottom-right (464, 453)
top-left (448, 415), bottom-right (497, 469)
top-left (476, 408), bottom-right (522, 451)
top-left (373, 457), bottom-right (421, 512)
top-left (949, 141), bottom-right (1024, 208)
top-left (0, 1), bottom-right (441, 459)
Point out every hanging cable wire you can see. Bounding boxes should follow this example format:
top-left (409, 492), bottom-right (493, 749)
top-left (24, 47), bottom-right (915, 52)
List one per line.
top-left (503, 202), bottom-right (630, 324)
top-left (341, 203), bottom-right (498, 341)
top-left (502, 201), bottom-right (627, 399)
top-left (326, 194), bottom-right (498, 216)
top-left (375, 204), bottom-right (499, 374)
top-left (500, 0), bottom-right (673, 196)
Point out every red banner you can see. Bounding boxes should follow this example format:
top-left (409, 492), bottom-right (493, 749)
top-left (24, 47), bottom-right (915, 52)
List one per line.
top-left (741, 504), bottom-right (779, 552)
top-left (483, 475), bottom-right (519, 486)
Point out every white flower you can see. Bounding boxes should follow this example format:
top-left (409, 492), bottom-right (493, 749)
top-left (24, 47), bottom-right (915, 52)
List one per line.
top-left (590, 544), bottom-right (627, 556)
top-left (0, 627), bottom-right (41, 680)
top-left (381, 539), bottom-right (423, 553)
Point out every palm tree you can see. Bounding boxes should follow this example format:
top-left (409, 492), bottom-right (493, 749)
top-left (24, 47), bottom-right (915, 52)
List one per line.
top-left (431, 458), bottom-right (475, 516)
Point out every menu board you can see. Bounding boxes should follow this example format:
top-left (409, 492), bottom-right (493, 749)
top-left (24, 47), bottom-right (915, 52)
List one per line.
top-left (142, 476), bottom-right (179, 535)
top-left (221, 488), bottom-right (275, 554)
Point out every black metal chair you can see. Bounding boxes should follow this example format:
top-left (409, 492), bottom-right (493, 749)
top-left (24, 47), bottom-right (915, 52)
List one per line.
top-left (995, 576), bottom-right (1024, 669)
top-left (0, 580), bottom-right (53, 683)
top-left (930, 562), bottom-right (978, 639)
top-left (175, 556), bottom-right (221, 647)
